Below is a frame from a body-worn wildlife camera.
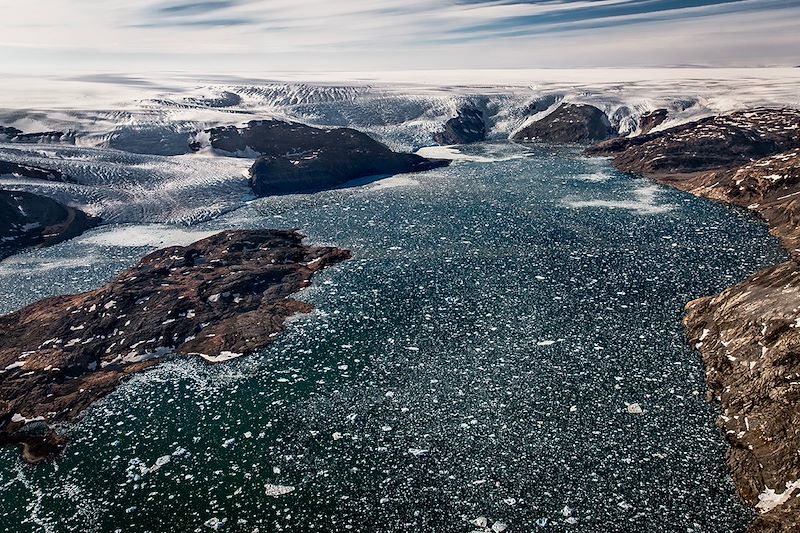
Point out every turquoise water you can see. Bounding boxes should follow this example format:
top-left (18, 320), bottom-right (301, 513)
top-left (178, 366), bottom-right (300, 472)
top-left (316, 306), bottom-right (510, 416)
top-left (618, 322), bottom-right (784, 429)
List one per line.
top-left (0, 143), bottom-right (785, 532)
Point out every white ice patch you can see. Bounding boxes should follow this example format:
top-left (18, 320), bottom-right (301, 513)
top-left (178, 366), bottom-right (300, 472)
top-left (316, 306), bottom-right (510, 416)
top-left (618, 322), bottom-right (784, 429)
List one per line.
top-left (79, 225), bottom-right (218, 248)
top-left (200, 351), bottom-right (243, 363)
top-left (563, 185), bottom-right (675, 215)
top-left (365, 175), bottom-right (420, 190)
top-left (264, 484), bottom-right (295, 497)
top-left (755, 479), bottom-right (800, 513)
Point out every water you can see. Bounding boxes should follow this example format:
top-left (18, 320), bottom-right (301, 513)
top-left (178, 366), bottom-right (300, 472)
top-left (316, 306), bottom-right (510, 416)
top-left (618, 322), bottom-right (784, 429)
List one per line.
top-left (0, 143), bottom-right (786, 532)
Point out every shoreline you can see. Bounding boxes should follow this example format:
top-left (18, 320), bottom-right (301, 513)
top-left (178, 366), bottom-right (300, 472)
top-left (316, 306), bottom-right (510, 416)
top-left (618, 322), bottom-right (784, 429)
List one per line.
top-left (589, 110), bottom-right (800, 531)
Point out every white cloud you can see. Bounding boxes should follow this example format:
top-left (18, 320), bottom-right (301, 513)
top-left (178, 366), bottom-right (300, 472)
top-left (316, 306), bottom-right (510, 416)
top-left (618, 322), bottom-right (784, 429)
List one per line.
top-left (0, 0), bottom-right (797, 72)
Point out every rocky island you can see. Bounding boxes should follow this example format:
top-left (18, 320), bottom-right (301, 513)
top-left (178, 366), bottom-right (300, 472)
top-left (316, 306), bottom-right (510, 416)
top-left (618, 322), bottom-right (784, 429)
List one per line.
top-left (590, 107), bottom-right (800, 532)
top-left (191, 119), bottom-right (450, 196)
top-left (0, 229), bottom-right (350, 463)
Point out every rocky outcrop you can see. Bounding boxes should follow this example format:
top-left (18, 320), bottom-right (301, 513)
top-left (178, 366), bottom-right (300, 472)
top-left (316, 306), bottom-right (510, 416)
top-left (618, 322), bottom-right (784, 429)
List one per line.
top-left (0, 160), bottom-right (71, 182)
top-left (433, 105), bottom-right (486, 145)
top-left (637, 109), bottom-right (668, 135)
top-left (0, 126), bottom-right (68, 143)
top-left (0, 190), bottom-right (99, 260)
top-left (190, 120), bottom-right (449, 196)
top-left (512, 103), bottom-right (617, 144)
top-left (589, 107), bottom-right (800, 531)
top-left (249, 145), bottom-right (448, 196)
top-left (588, 108), bottom-right (800, 175)
top-left (0, 229), bottom-right (350, 463)
top-left (685, 260), bottom-right (800, 532)
top-left (0, 126), bottom-right (22, 140)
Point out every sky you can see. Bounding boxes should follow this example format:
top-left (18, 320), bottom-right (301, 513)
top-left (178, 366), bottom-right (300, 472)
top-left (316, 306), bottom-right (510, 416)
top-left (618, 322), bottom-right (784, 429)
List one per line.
top-left (0, 0), bottom-right (798, 73)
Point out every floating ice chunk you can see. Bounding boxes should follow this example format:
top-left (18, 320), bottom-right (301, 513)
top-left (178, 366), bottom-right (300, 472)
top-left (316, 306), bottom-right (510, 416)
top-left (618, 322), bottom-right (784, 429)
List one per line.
top-left (471, 517), bottom-right (488, 528)
top-left (264, 484), bottom-right (295, 497)
top-left (492, 522), bottom-right (507, 532)
top-left (203, 517), bottom-right (226, 530)
top-left (332, 432), bottom-right (343, 440)
top-left (626, 403), bottom-right (643, 414)
top-left (408, 448), bottom-right (428, 456)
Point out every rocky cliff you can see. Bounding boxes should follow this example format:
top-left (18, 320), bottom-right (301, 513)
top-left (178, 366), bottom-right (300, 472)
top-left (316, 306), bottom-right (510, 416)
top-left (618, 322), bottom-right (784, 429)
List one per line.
top-left (513, 103), bottom-right (617, 143)
top-left (433, 104), bottom-right (486, 145)
top-left (0, 190), bottom-right (99, 260)
top-left (0, 229), bottom-right (350, 463)
top-left (191, 120), bottom-right (450, 196)
top-left (590, 107), bottom-right (800, 531)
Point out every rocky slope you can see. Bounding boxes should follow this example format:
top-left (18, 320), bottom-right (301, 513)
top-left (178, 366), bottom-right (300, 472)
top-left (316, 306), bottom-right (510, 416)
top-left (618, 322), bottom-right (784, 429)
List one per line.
top-left (0, 159), bottom-right (71, 182)
top-left (637, 109), bottom-right (668, 135)
top-left (0, 229), bottom-right (350, 463)
top-left (512, 103), bottom-right (617, 143)
top-left (588, 108), bottom-right (799, 175)
top-left (589, 108), bottom-right (800, 531)
top-left (0, 125), bottom-right (69, 143)
top-left (190, 119), bottom-right (449, 196)
top-left (433, 104), bottom-right (486, 145)
top-left (0, 190), bottom-right (99, 260)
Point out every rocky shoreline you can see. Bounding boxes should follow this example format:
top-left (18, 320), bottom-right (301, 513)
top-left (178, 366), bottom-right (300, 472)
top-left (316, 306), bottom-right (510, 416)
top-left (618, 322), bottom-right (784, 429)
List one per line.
top-left (589, 108), bottom-right (800, 532)
top-left (0, 229), bottom-right (350, 463)
top-left (0, 189), bottom-right (100, 260)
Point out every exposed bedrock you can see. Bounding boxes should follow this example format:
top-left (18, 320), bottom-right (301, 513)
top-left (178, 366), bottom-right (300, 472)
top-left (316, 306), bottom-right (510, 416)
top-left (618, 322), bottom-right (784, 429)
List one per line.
top-left (587, 108), bottom-right (800, 176)
top-left (589, 107), bottom-right (800, 531)
top-left (191, 119), bottom-right (449, 197)
top-left (637, 109), bottom-right (669, 135)
top-left (0, 125), bottom-right (70, 143)
top-left (433, 104), bottom-right (486, 145)
top-left (0, 159), bottom-right (71, 183)
top-left (512, 103), bottom-right (617, 143)
top-left (0, 229), bottom-right (350, 463)
top-left (0, 190), bottom-right (99, 260)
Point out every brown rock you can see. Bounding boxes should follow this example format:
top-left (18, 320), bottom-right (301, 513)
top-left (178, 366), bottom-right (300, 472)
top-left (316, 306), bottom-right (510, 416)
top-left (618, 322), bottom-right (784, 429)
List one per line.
top-left (0, 229), bottom-right (350, 463)
top-left (589, 107), bottom-right (800, 531)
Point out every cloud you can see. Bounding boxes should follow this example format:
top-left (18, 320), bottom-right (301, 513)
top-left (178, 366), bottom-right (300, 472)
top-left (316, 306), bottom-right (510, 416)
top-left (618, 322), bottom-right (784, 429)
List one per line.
top-left (0, 0), bottom-right (797, 72)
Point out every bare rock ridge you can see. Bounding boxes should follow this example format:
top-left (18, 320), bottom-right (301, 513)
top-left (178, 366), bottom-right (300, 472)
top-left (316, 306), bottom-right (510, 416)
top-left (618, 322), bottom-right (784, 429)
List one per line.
top-left (190, 119), bottom-right (450, 196)
top-left (0, 190), bottom-right (99, 260)
top-left (637, 109), bottom-right (668, 135)
top-left (433, 104), bottom-right (486, 145)
top-left (0, 125), bottom-right (69, 143)
top-left (587, 108), bottom-right (799, 176)
top-left (513, 103), bottom-right (617, 144)
top-left (0, 229), bottom-right (350, 463)
top-left (0, 159), bottom-right (71, 183)
top-left (589, 107), bottom-right (800, 532)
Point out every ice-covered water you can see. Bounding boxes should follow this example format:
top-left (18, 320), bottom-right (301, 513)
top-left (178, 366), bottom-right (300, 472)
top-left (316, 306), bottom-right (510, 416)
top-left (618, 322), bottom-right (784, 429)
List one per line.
top-left (0, 142), bottom-right (787, 532)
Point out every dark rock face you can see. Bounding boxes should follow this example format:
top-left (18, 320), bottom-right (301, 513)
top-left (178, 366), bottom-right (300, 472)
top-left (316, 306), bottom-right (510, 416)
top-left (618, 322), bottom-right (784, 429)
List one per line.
top-left (685, 261), bottom-right (800, 532)
top-left (0, 190), bottom-right (99, 260)
top-left (512, 104), bottom-right (617, 144)
top-left (0, 126), bottom-right (68, 143)
top-left (249, 146), bottom-right (448, 196)
top-left (588, 107), bottom-right (800, 531)
top-left (0, 126), bottom-right (22, 140)
top-left (191, 120), bottom-right (449, 197)
top-left (433, 105), bottom-right (486, 145)
top-left (638, 109), bottom-right (668, 135)
top-left (0, 160), bottom-right (70, 182)
top-left (588, 108), bottom-right (800, 175)
top-left (0, 229), bottom-right (350, 463)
